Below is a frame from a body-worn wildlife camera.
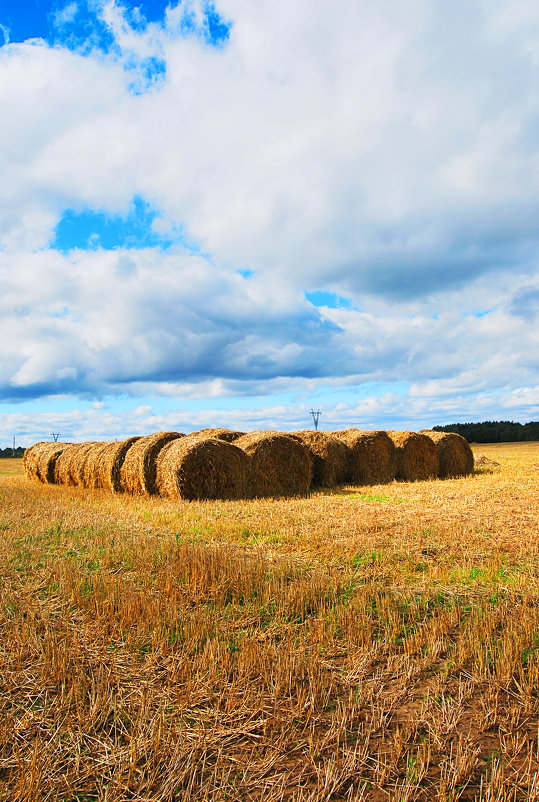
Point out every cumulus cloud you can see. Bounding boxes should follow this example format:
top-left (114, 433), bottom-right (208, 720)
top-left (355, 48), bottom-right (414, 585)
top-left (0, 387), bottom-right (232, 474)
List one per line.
top-left (0, 247), bottom-right (352, 399)
top-left (2, 245), bottom-right (538, 406)
top-left (0, 0), bottom-right (538, 428)
top-left (2, 1), bottom-right (539, 280)
top-left (3, 381), bottom-right (539, 448)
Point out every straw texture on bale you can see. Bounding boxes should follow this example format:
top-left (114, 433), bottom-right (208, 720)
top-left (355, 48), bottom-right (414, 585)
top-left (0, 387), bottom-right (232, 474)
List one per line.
top-left (292, 430), bottom-right (349, 487)
top-left (24, 441), bottom-right (72, 483)
top-left (82, 442), bottom-right (112, 488)
top-left (389, 431), bottom-right (439, 481)
top-left (23, 442), bottom-right (49, 481)
top-left (83, 437), bottom-right (142, 491)
top-left (36, 442), bottom-right (73, 484)
top-left (120, 432), bottom-right (184, 495)
top-left (155, 436), bottom-right (249, 500)
top-left (335, 428), bottom-right (361, 438)
top-left (235, 431), bottom-right (313, 498)
top-left (192, 428), bottom-right (246, 442)
top-left (54, 443), bottom-right (99, 486)
top-left (421, 431), bottom-right (474, 478)
top-left (334, 430), bottom-right (397, 485)
top-left (100, 437), bottom-right (142, 492)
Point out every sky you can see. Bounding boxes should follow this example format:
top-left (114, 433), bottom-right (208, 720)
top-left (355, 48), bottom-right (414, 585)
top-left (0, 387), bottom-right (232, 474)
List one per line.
top-left (1, 0), bottom-right (539, 446)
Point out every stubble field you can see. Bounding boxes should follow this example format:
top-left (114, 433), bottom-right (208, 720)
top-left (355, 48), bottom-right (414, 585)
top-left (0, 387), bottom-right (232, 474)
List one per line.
top-left (1, 441), bottom-right (538, 801)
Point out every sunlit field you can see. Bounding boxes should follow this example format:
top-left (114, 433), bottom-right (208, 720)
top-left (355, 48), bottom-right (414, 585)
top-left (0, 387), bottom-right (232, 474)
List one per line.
top-left (1, 442), bottom-right (538, 801)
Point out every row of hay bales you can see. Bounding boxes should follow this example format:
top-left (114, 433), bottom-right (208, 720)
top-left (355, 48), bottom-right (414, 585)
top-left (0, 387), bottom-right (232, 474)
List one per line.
top-left (23, 428), bottom-right (473, 500)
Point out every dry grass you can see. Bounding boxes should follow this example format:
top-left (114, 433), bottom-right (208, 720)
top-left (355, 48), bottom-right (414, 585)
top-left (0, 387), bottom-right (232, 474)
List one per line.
top-left (1, 441), bottom-right (538, 800)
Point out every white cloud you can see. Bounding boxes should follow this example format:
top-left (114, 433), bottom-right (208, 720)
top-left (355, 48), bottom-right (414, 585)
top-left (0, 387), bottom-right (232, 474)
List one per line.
top-left (0, 0), bottom-right (538, 426)
top-left (2, 382), bottom-right (538, 449)
top-left (54, 2), bottom-right (79, 29)
top-left (2, 0), bottom-right (539, 281)
top-left (1, 245), bottom-right (538, 406)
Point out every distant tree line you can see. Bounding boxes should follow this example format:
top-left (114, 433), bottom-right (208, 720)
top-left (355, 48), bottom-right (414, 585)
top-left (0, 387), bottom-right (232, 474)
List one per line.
top-left (433, 421), bottom-right (539, 443)
top-left (0, 447), bottom-right (25, 458)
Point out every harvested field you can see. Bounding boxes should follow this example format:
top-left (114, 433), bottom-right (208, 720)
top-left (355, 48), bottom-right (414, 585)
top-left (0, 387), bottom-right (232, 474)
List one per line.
top-left (1, 441), bottom-right (538, 800)
top-left (389, 430), bottom-right (439, 481)
top-left (235, 430), bottom-right (313, 497)
top-left (54, 442), bottom-right (99, 486)
top-left (422, 429), bottom-right (474, 478)
top-left (292, 430), bottom-right (349, 487)
top-left (120, 431), bottom-right (184, 495)
top-left (156, 436), bottom-right (249, 500)
top-left (335, 429), bottom-right (397, 484)
top-left (0, 441), bottom-right (539, 802)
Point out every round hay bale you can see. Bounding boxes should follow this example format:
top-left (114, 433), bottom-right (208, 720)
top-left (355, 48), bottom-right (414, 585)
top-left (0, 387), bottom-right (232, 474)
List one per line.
top-left (23, 442), bottom-right (49, 481)
top-left (82, 442), bottom-right (112, 488)
top-left (333, 428), bottom-right (361, 438)
top-left (334, 430), bottom-right (397, 485)
top-left (53, 445), bottom-right (75, 485)
top-left (36, 442), bottom-right (73, 484)
top-left (97, 437), bottom-right (142, 492)
top-left (291, 430), bottom-right (349, 487)
top-left (388, 431), bottom-right (439, 481)
top-left (421, 431), bottom-right (474, 478)
top-left (82, 438), bottom-right (142, 491)
top-left (54, 442), bottom-right (99, 486)
top-left (193, 428), bottom-right (245, 442)
top-left (155, 437), bottom-right (249, 500)
top-left (235, 431), bottom-right (313, 498)
top-left (120, 432), bottom-right (184, 495)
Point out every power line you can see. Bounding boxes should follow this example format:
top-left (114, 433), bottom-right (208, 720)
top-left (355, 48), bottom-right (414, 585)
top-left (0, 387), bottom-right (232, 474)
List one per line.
top-left (310, 409), bottom-right (321, 431)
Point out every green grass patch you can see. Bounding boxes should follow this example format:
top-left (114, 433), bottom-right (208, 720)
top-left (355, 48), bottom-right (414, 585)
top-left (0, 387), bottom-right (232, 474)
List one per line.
top-left (339, 490), bottom-right (405, 504)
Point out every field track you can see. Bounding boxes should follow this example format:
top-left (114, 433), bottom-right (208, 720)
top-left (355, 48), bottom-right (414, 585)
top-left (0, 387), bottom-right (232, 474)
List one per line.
top-left (1, 442), bottom-right (538, 800)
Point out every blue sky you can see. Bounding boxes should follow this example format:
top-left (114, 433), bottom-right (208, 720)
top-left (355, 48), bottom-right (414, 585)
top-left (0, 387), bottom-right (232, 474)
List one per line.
top-left (1, 0), bottom-right (539, 445)
top-left (1, 0), bottom-right (230, 47)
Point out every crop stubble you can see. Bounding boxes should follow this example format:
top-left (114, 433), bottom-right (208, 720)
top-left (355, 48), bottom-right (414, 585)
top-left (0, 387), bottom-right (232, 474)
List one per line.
top-left (1, 441), bottom-right (538, 801)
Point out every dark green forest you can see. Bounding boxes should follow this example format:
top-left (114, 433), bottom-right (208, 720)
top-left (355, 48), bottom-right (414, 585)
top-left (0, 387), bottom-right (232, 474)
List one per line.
top-left (0, 447), bottom-right (25, 458)
top-left (434, 421), bottom-right (539, 443)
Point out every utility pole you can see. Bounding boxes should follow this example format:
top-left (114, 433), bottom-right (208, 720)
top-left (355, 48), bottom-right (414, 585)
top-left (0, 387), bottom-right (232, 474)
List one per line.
top-left (12, 436), bottom-right (15, 457)
top-left (310, 409), bottom-right (321, 431)
top-left (51, 432), bottom-right (60, 442)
